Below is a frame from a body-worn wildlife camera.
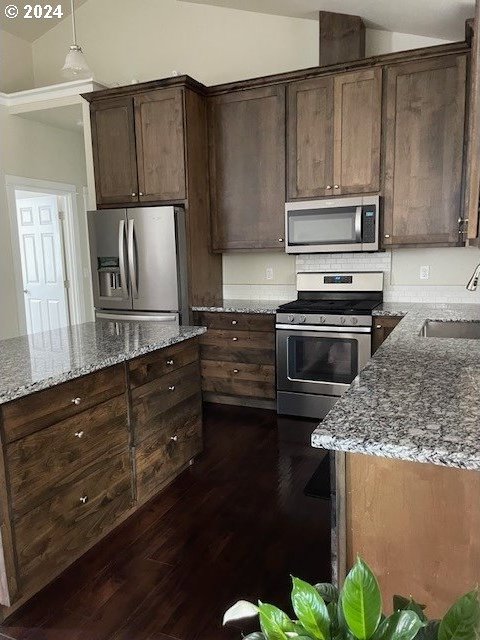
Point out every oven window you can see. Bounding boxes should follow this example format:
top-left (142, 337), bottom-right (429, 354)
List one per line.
top-left (288, 208), bottom-right (357, 245)
top-left (287, 335), bottom-right (358, 384)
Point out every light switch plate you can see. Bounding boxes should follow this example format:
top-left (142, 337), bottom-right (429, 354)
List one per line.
top-left (265, 267), bottom-right (274, 281)
top-left (420, 265), bottom-right (430, 280)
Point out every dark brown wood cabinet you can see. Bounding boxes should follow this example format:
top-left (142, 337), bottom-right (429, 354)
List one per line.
top-left (134, 88), bottom-right (186, 202)
top-left (90, 97), bottom-right (139, 206)
top-left (0, 338), bottom-right (202, 620)
top-left (194, 312), bottom-right (276, 407)
top-left (371, 315), bottom-right (403, 354)
top-left (287, 68), bottom-right (381, 199)
top-left (383, 55), bottom-right (467, 247)
top-left (208, 86), bottom-right (286, 251)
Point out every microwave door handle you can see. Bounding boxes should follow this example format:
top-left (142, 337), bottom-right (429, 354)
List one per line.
top-left (127, 218), bottom-right (138, 299)
top-left (118, 219), bottom-right (129, 299)
top-left (355, 206), bottom-right (362, 243)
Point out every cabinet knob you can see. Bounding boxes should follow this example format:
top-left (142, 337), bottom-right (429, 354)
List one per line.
top-left (326, 185), bottom-right (332, 190)
top-left (376, 325), bottom-right (382, 329)
top-left (278, 237), bottom-right (284, 242)
top-left (71, 397), bottom-right (81, 405)
top-left (233, 369), bottom-right (239, 374)
top-left (131, 192), bottom-right (136, 197)
top-left (139, 192), bottom-right (144, 196)
top-left (166, 358), bottom-right (174, 366)
top-left (75, 430), bottom-right (84, 439)
top-left (79, 495), bottom-right (88, 504)
top-left (384, 234), bottom-right (391, 239)
top-left (170, 434), bottom-right (178, 442)
top-left (232, 337), bottom-right (238, 342)
top-left (334, 185), bottom-right (339, 189)
top-left (231, 320), bottom-right (238, 325)
top-left (168, 385), bottom-right (175, 392)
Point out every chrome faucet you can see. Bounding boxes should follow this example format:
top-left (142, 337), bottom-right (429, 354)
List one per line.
top-left (466, 263), bottom-right (480, 291)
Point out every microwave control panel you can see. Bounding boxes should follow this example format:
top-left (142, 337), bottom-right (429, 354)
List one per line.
top-left (362, 207), bottom-right (376, 243)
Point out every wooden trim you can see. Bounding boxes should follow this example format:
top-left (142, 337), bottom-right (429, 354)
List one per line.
top-left (319, 11), bottom-right (365, 67)
top-left (81, 75), bottom-right (208, 102)
top-left (332, 451), bottom-right (347, 589)
top-left (466, 1), bottom-right (480, 241)
top-left (202, 393), bottom-right (276, 410)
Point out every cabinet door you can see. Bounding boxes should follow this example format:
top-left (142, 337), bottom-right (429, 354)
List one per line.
top-left (333, 68), bottom-right (382, 195)
top-left (134, 88), bottom-right (186, 202)
top-left (90, 97), bottom-right (139, 206)
top-left (209, 86), bottom-right (286, 250)
top-left (383, 55), bottom-right (467, 247)
top-left (287, 77), bottom-right (334, 199)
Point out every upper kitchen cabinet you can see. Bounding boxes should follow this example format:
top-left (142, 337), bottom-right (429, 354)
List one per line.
top-left (287, 68), bottom-right (382, 199)
top-left (90, 97), bottom-right (139, 206)
top-left (383, 54), bottom-right (467, 247)
top-left (208, 85), bottom-right (286, 251)
top-left (88, 87), bottom-right (186, 207)
top-left (134, 88), bottom-right (186, 202)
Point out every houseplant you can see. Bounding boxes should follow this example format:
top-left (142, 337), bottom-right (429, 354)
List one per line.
top-left (223, 557), bottom-right (480, 640)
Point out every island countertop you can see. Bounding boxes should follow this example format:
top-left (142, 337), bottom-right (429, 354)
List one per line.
top-left (0, 320), bottom-right (206, 405)
top-left (312, 303), bottom-right (480, 471)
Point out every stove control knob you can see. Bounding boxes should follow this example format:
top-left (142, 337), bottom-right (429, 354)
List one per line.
top-left (288, 314), bottom-right (295, 323)
top-left (319, 316), bottom-right (326, 324)
top-left (351, 317), bottom-right (358, 325)
top-left (299, 315), bottom-right (306, 323)
top-left (340, 317), bottom-right (346, 325)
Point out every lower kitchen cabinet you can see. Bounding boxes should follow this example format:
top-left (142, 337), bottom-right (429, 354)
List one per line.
top-left (194, 312), bottom-right (276, 407)
top-left (0, 337), bottom-right (202, 619)
top-left (372, 316), bottom-right (403, 354)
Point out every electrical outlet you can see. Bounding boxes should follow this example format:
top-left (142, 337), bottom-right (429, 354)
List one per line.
top-left (265, 267), bottom-right (274, 281)
top-left (420, 265), bottom-right (430, 280)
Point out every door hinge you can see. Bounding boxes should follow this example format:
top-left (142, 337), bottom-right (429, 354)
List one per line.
top-left (64, 279), bottom-right (70, 289)
top-left (58, 211), bottom-right (65, 221)
top-left (458, 217), bottom-right (469, 237)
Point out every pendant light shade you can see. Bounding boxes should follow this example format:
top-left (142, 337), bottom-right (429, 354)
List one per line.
top-left (62, 0), bottom-right (92, 79)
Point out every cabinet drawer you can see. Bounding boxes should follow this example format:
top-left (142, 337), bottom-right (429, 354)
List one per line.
top-left (200, 329), bottom-right (275, 350)
top-left (201, 360), bottom-right (274, 384)
top-left (7, 395), bottom-right (129, 520)
top-left (2, 365), bottom-right (126, 443)
top-left (136, 408), bottom-right (202, 504)
top-left (128, 339), bottom-right (199, 389)
top-left (131, 361), bottom-right (200, 439)
top-left (195, 312), bottom-right (274, 332)
top-left (201, 376), bottom-right (275, 400)
top-left (15, 451), bottom-right (132, 594)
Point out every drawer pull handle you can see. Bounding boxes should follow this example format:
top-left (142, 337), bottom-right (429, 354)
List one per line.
top-left (168, 385), bottom-right (175, 391)
top-left (71, 397), bottom-right (82, 405)
top-left (166, 358), bottom-right (174, 366)
top-left (79, 495), bottom-right (88, 504)
top-left (231, 320), bottom-right (238, 325)
top-left (233, 369), bottom-right (239, 374)
top-left (170, 434), bottom-right (178, 442)
top-left (278, 237), bottom-right (284, 242)
top-left (376, 325), bottom-right (382, 329)
top-left (75, 430), bottom-right (84, 439)
top-left (232, 337), bottom-right (238, 342)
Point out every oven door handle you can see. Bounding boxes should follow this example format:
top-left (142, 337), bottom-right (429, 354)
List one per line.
top-left (355, 206), bottom-right (362, 243)
top-left (276, 324), bottom-right (371, 333)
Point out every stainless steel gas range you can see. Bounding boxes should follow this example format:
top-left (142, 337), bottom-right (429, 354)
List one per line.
top-left (276, 271), bottom-right (383, 420)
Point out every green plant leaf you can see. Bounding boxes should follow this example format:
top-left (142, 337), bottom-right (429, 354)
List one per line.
top-left (438, 590), bottom-right (480, 640)
top-left (416, 620), bottom-right (440, 640)
top-left (315, 584), bottom-right (340, 604)
top-left (259, 603), bottom-right (296, 640)
top-left (372, 611), bottom-right (425, 640)
top-left (341, 558), bottom-right (382, 640)
top-left (243, 634), bottom-right (267, 640)
top-left (393, 596), bottom-right (428, 622)
top-left (291, 577), bottom-right (331, 640)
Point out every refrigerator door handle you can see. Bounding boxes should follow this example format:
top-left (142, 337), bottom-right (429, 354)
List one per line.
top-left (118, 219), bottom-right (129, 300)
top-left (128, 218), bottom-right (139, 299)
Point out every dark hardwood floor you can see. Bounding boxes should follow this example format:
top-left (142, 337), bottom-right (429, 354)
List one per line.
top-left (0, 404), bottom-right (331, 640)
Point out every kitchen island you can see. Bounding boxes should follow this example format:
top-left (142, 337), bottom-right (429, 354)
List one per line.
top-left (0, 319), bottom-right (206, 620)
top-left (312, 303), bottom-right (480, 617)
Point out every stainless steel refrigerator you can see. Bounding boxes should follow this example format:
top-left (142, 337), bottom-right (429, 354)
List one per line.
top-left (87, 207), bottom-right (188, 323)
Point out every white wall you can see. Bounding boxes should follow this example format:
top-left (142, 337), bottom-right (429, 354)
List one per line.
top-left (0, 107), bottom-right (90, 339)
top-left (0, 30), bottom-right (34, 92)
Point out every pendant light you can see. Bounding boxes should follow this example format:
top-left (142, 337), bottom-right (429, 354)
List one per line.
top-left (61, 0), bottom-right (92, 79)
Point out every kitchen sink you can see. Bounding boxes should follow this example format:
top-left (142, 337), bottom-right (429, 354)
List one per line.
top-left (420, 320), bottom-right (480, 339)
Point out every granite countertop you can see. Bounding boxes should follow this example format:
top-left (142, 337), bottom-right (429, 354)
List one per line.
top-left (312, 303), bottom-right (480, 471)
top-left (0, 320), bottom-right (206, 404)
top-left (192, 299), bottom-right (285, 314)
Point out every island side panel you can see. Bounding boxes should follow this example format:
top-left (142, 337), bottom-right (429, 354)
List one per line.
top-left (344, 452), bottom-right (480, 618)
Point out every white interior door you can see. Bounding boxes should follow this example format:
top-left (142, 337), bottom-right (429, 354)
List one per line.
top-left (16, 195), bottom-right (70, 335)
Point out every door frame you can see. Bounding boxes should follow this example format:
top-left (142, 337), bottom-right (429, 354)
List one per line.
top-left (5, 175), bottom-right (86, 334)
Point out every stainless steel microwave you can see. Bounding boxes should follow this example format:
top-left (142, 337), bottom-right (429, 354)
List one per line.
top-left (285, 195), bottom-right (380, 253)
